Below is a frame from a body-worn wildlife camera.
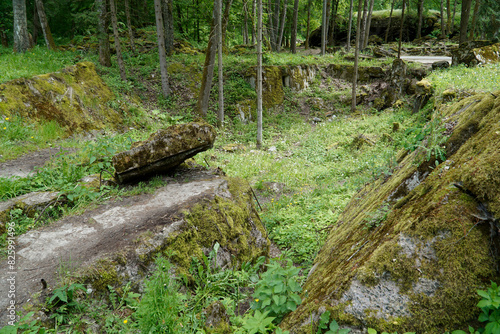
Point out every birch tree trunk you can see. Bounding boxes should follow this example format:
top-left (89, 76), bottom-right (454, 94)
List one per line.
top-left (154, 0), bottom-right (170, 96)
top-left (13, 0), bottom-right (30, 52)
top-left (257, 0), bottom-right (263, 149)
top-left (35, 0), bottom-right (56, 50)
top-left (321, 0), bottom-right (327, 54)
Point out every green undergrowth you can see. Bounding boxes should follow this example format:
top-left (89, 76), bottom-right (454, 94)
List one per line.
top-left (0, 46), bottom-right (92, 83)
top-left (428, 63), bottom-right (500, 97)
top-left (198, 102), bottom-right (417, 265)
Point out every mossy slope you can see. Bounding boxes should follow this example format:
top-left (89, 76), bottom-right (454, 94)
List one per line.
top-left (281, 91), bottom-right (500, 333)
top-left (0, 62), bottom-right (123, 133)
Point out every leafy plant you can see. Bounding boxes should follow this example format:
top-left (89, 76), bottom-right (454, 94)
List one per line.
top-left (366, 329), bottom-right (415, 334)
top-left (251, 256), bottom-right (302, 323)
top-left (477, 281), bottom-right (500, 334)
top-left (48, 283), bottom-right (86, 325)
top-left (234, 310), bottom-right (290, 334)
top-left (0, 312), bottom-right (48, 334)
top-left (316, 311), bottom-right (351, 334)
top-left (363, 202), bottom-right (391, 229)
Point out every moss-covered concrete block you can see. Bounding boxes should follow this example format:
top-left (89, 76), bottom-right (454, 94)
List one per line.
top-left (0, 62), bottom-right (124, 133)
top-left (112, 122), bottom-right (216, 183)
top-left (281, 90), bottom-right (500, 333)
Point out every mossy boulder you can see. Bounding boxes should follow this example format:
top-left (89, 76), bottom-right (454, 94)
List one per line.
top-left (245, 66), bottom-right (284, 108)
top-left (473, 43), bottom-right (500, 65)
top-left (112, 122), bottom-right (216, 183)
top-left (0, 62), bottom-right (124, 133)
top-left (451, 41), bottom-right (496, 66)
top-left (281, 91), bottom-right (500, 333)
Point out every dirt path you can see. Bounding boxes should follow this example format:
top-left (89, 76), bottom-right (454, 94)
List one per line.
top-left (0, 148), bottom-right (72, 179)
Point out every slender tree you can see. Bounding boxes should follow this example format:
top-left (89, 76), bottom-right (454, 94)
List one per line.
top-left (351, 0), bottom-right (363, 113)
top-left (154, 0), bottom-right (170, 96)
top-left (398, 0), bottom-right (406, 59)
top-left (162, 0), bottom-right (174, 54)
top-left (440, 0), bottom-right (445, 38)
top-left (251, 0), bottom-right (256, 44)
top-left (305, 0), bottom-right (312, 49)
top-left (469, 0), bottom-right (481, 40)
top-left (34, 0), bottom-right (55, 50)
top-left (290, 0), bottom-right (299, 53)
top-left (96, 0), bottom-right (112, 67)
top-left (358, 0), bottom-right (368, 49)
top-left (124, 0), bottom-right (136, 54)
top-left (363, 0), bottom-right (375, 48)
top-left (459, 0), bottom-right (472, 43)
top-left (446, 0), bottom-right (451, 34)
top-left (217, 0), bottom-right (224, 127)
top-left (276, 0), bottom-right (288, 51)
top-left (346, 0), bottom-right (354, 51)
top-left (385, 0), bottom-right (395, 43)
top-left (109, 0), bottom-right (127, 81)
top-left (451, 0), bottom-right (458, 34)
top-left (257, 0), bottom-right (263, 149)
top-left (196, 3), bottom-right (218, 117)
top-left (321, 0), bottom-right (327, 54)
top-left (417, 0), bottom-right (424, 39)
top-left (13, 0), bottom-right (30, 52)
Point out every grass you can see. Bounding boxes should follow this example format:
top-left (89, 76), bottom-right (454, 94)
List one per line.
top-left (0, 46), bottom-right (93, 83)
top-left (427, 63), bottom-right (500, 97)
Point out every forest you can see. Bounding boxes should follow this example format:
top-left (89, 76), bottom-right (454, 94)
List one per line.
top-left (0, 0), bottom-right (500, 333)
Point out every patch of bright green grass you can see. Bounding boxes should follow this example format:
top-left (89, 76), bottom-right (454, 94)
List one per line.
top-left (428, 63), bottom-right (500, 96)
top-left (0, 46), bottom-right (92, 83)
top-left (198, 106), bottom-right (416, 264)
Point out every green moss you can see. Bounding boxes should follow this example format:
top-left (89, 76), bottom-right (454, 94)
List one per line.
top-left (0, 62), bottom-right (124, 135)
top-left (77, 258), bottom-right (121, 293)
top-left (281, 91), bottom-right (500, 333)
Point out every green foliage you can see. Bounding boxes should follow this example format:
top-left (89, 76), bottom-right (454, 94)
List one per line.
top-left (316, 312), bottom-right (351, 334)
top-left (0, 312), bottom-right (47, 334)
top-left (251, 256), bottom-right (302, 323)
top-left (234, 310), bottom-right (289, 334)
top-left (135, 256), bottom-right (184, 333)
top-left (366, 329), bottom-right (415, 334)
top-left (403, 115), bottom-right (447, 165)
top-left (48, 283), bottom-right (86, 325)
top-left (478, 282), bottom-right (500, 334)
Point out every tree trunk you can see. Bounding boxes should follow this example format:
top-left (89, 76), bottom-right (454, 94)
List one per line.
top-left (97, 0), bottom-right (112, 67)
top-left (175, 4), bottom-right (185, 34)
top-left (243, 1), bottom-right (249, 44)
top-left (358, 0), bottom-right (368, 49)
top-left (417, 0), bottom-right (424, 39)
top-left (35, 0), bottom-right (56, 50)
top-left (217, 0), bottom-right (224, 127)
top-left (459, 0), bottom-right (472, 43)
top-left (33, 3), bottom-right (41, 45)
top-left (196, 3), bottom-right (218, 117)
top-left (222, 0), bottom-right (234, 45)
top-left (328, 0), bottom-right (338, 46)
top-left (398, 0), bottom-right (406, 58)
top-left (290, 0), bottom-right (299, 53)
top-left (110, 0), bottom-right (127, 81)
top-left (385, 0), bottom-right (394, 43)
top-left (251, 0), bottom-right (256, 44)
top-left (13, 0), bottom-right (30, 52)
top-left (276, 0), bottom-right (288, 51)
top-left (154, 0), bottom-right (170, 97)
top-left (451, 0), bottom-right (457, 34)
top-left (446, 0), bottom-right (451, 34)
top-left (257, 0), bottom-right (263, 149)
top-left (469, 0), bottom-right (480, 40)
top-left (305, 0), bottom-right (312, 49)
top-left (272, 0), bottom-right (280, 50)
top-left (352, 0), bottom-right (363, 113)
top-left (321, 0), bottom-right (327, 54)
top-left (0, 28), bottom-right (8, 47)
top-left (440, 0), bottom-right (445, 38)
top-left (162, 0), bottom-right (174, 55)
top-left (124, 0), bottom-right (136, 53)
top-left (363, 0), bottom-right (374, 48)
top-left (346, 0), bottom-right (354, 51)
